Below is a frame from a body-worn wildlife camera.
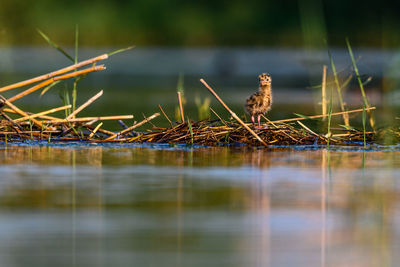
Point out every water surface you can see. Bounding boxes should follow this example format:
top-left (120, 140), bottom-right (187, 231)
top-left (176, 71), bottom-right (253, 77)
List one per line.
top-left (0, 143), bottom-right (399, 266)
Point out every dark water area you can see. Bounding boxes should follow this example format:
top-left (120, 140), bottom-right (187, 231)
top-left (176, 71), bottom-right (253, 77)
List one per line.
top-left (1, 143), bottom-right (400, 266)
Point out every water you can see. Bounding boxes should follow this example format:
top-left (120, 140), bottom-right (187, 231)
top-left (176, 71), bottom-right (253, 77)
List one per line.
top-left (1, 45), bottom-right (399, 266)
top-left (0, 143), bottom-right (399, 266)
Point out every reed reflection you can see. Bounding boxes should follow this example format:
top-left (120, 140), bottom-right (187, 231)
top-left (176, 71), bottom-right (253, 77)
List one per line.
top-left (0, 145), bottom-right (398, 266)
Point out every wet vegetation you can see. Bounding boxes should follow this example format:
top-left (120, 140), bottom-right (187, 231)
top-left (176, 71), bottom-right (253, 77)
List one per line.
top-left (0, 31), bottom-right (398, 148)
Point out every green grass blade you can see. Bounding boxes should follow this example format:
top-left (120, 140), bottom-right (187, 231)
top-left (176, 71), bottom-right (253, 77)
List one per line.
top-left (362, 76), bottom-right (372, 86)
top-left (326, 88), bottom-right (333, 148)
top-left (72, 81), bottom-right (77, 112)
top-left (177, 73), bottom-right (184, 93)
top-left (339, 124), bottom-right (358, 131)
top-left (328, 49), bottom-right (349, 126)
top-left (59, 87), bottom-right (71, 117)
top-left (362, 104), bottom-right (366, 148)
top-left (346, 37), bottom-right (375, 129)
top-left (293, 113), bottom-right (316, 120)
top-left (187, 118), bottom-right (194, 144)
top-left (175, 73), bottom-right (185, 122)
top-left (107, 45), bottom-right (135, 56)
top-left (72, 25), bottom-right (79, 112)
top-left (74, 25), bottom-right (79, 64)
top-left (37, 29), bottom-right (74, 62)
top-left (340, 74), bottom-right (353, 90)
top-left (346, 38), bottom-right (369, 106)
top-left (40, 81), bottom-right (61, 96)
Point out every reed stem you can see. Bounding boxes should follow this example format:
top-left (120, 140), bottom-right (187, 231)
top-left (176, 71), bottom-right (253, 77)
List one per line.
top-left (346, 38), bottom-right (375, 129)
top-left (200, 78), bottom-right (267, 146)
top-left (105, 113), bottom-right (160, 140)
top-left (177, 92), bottom-right (185, 123)
top-left (269, 107), bottom-right (375, 124)
top-left (321, 65), bottom-right (327, 120)
top-left (42, 115), bottom-right (134, 124)
top-left (0, 96), bottom-right (43, 127)
top-left (328, 51), bottom-right (349, 126)
top-left (88, 122), bottom-right (103, 139)
top-left (67, 90), bottom-right (103, 119)
top-left (158, 104), bottom-right (173, 128)
top-left (7, 65), bottom-right (105, 103)
top-left (0, 54), bottom-right (108, 93)
top-left (14, 105), bottom-right (71, 122)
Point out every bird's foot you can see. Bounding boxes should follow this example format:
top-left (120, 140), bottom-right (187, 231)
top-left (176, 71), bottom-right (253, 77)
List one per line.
top-left (253, 124), bottom-right (269, 130)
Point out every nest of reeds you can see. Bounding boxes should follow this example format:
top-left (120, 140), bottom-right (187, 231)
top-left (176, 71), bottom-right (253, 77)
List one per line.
top-left (0, 50), bottom-right (383, 147)
top-left (132, 118), bottom-right (376, 146)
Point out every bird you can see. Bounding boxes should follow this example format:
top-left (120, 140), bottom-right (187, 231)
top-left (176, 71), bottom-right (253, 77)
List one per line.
top-left (245, 73), bottom-right (273, 128)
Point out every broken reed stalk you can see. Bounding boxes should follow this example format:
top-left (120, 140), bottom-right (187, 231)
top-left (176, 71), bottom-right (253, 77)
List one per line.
top-left (0, 54), bottom-right (108, 93)
top-left (200, 78), bottom-right (268, 146)
top-left (262, 114), bottom-right (300, 142)
top-left (321, 65), bottom-right (327, 121)
top-left (88, 122), bottom-right (103, 138)
top-left (0, 130), bottom-right (61, 135)
top-left (42, 115), bottom-right (134, 124)
top-left (1, 111), bottom-right (24, 132)
top-left (85, 124), bottom-right (115, 137)
top-left (158, 104), bottom-right (173, 128)
top-left (297, 121), bottom-right (328, 141)
top-left (0, 96), bottom-right (43, 127)
top-left (14, 105), bottom-right (72, 122)
top-left (105, 113), bottom-right (160, 140)
top-left (269, 107), bottom-right (376, 124)
top-left (7, 65), bottom-right (105, 103)
top-left (67, 90), bottom-right (103, 119)
top-left (2, 108), bottom-right (60, 121)
top-left (210, 107), bottom-right (227, 126)
top-left (177, 92), bottom-right (185, 123)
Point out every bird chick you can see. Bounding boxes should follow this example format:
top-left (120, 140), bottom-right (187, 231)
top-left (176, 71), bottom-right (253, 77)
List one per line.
top-left (245, 73), bottom-right (273, 128)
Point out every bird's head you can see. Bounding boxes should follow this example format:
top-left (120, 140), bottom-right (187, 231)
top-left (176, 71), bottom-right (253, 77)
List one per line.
top-left (258, 73), bottom-right (271, 86)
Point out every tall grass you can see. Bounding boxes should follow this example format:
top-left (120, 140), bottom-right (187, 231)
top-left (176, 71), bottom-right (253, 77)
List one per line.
top-left (328, 50), bottom-right (349, 126)
top-left (37, 29), bottom-right (74, 61)
top-left (362, 104), bottom-right (366, 148)
top-left (326, 85), bottom-right (333, 148)
top-left (72, 25), bottom-right (79, 113)
top-left (195, 95), bottom-right (211, 120)
top-left (175, 73), bottom-right (185, 122)
top-left (38, 29), bottom-right (75, 115)
top-left (346, 38), bottom-right (375, 130)
top-left (187, 118), bottom-right (194, 144)
top-left (38, 28), bottom-right (134, 116)
top-left (59, 87), bottom-right (71, 117)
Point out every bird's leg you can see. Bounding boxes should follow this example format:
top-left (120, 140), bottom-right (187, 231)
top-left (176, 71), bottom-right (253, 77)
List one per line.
top-left (257, 115), bottom-right (261, 128)
top-left (251, 115), bottom-right (255, 127)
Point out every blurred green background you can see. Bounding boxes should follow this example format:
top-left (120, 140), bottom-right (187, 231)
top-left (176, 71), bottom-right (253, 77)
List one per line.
top-left (1, 0), bottom-right (399, 48)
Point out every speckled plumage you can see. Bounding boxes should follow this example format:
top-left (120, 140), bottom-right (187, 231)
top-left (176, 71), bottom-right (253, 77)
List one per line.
top-left (245, 73), bottom-right (273, 127)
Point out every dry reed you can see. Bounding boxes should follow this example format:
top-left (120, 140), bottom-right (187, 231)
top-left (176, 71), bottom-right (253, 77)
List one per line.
top-left (0, 52), bottom-right (389, 147)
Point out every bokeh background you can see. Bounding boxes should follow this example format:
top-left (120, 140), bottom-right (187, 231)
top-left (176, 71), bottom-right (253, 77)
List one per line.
top-left (1, 0), bottom-right (399, 47)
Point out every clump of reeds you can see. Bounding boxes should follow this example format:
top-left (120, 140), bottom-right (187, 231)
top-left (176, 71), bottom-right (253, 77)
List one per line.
top-left (0, 56), bottom-right (378, 146)
top-left (134, 79), bottom-right (376, 147)
top-left (0, 52), bottom-right (161, 143)
top-left (0, 34), bottom-right (395, 147)
top-left (0, 30), bottom-right (151, 143)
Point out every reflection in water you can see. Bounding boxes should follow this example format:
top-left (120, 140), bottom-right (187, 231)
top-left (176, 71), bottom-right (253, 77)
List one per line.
top-left (0, 144), bottom-right (399, 266)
